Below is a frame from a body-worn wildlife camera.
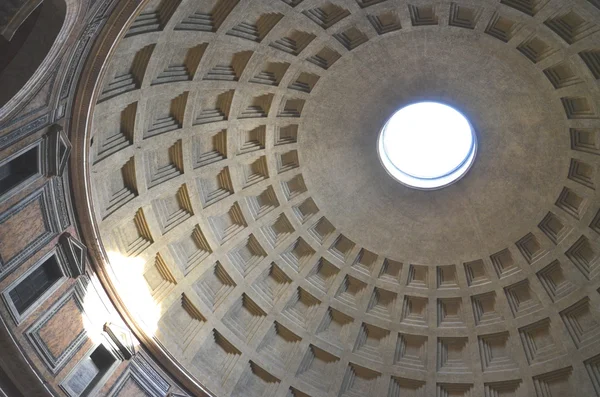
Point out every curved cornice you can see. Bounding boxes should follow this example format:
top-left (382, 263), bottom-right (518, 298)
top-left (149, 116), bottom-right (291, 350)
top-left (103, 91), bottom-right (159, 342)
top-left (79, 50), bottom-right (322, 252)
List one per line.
top-left (68, 0), bottom-right (213, 395)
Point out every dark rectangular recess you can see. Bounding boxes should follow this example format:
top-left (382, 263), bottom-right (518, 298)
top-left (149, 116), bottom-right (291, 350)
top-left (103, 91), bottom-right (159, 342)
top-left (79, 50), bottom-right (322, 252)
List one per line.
top-left (0, 146), bottom-right (39, 197)
top-left (65, 344), bottom-right (116, 396)
top-left (8, 254), bottom-right (62, 315)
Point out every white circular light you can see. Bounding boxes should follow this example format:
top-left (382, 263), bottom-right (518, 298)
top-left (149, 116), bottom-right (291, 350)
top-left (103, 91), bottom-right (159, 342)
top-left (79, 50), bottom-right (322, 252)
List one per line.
top-left (378, 102), bottom-right (477, 190)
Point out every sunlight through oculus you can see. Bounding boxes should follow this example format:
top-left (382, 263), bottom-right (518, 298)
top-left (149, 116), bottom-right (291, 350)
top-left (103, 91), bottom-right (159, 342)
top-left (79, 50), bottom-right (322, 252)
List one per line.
top-left (378, 102), bottom-right (477, 190)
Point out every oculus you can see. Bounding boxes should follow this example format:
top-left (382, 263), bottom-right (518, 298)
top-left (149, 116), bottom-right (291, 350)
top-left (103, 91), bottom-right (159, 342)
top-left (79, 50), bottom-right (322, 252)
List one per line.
top-left (378, 101), bottom-right (477, 190)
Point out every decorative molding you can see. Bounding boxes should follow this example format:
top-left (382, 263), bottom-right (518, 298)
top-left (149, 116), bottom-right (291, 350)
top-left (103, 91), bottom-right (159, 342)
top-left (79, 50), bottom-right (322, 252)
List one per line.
top-left (50, 176), bottom-right (71, 230)
top-left (1, 247), bottom-right (67, 325)
top-left (0, 113), bottom-right (50, 150)
top-left (25, 277), bottom-right (90, 373)
top-left (0, 183), bottom-right (60, 278)
top-left (104, 322), bottom-right (136, 360)
top-left (130, 353), bottom-right (171, 394)
top-left (58, 232), bottom-right (87, 277)
top-left (44, 124), bottom-right (72, 177)
top-left (60, 18), bottom-right (105, 100)
top-left (107, 362), bottom-right (164, 397)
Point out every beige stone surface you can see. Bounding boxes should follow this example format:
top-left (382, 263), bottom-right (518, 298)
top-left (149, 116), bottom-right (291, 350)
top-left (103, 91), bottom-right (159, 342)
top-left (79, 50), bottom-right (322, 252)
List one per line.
top-left (85, 0), bottom-right (600, 396)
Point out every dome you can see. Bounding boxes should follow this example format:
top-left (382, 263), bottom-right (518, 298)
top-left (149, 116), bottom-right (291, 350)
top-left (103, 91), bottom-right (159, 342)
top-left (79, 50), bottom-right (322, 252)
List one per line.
top-left (2, 0), bottom-right (600, 396)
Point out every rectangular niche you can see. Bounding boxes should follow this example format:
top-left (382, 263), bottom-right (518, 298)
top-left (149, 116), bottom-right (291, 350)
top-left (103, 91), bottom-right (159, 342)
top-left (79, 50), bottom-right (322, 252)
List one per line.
top-left (306, 47), bottom-right (341, 70)
top-left (151, 184), bottom-right (194, 234)
top-left (315, 307), bottom-right (354, 348)
top-left (246, 185), bottom-right (279, 220)
top-left (306, 258), bottom-right (339, 294)
top-left (60, 344), bottom-right (119, 397)
top-left (208, 202), bottom-right (247, 245)
top-left (379, 259), bottom-right (403, 285)
top-left (282, 174), bottom-right (307, 200)
top-left (256, 321), bottom-right (302, 368)
top-left (261, 213), bottom-right (294, 248)
top-left (0, 142), bottom-right (41, 200)
top-left (437, 337), bottom-right (471, 374)
top-left (296, 345), bottom-right (339, 392)
top-left (339, 363), bottom-right (381, 396)
top-left (292, 197), bottom-right (318, 223)
top-left (570, 128), bottom-right (600, 155)
top-left (145, 92), bottom-right (188, 138)
top-left (93, 102), bottom-right (136, 163)
top-left (282, 287), bottom-right (321, 329)
top-left (191, 329), bottom-right (241, 386)
top-left (281, 238), bottom-right (316, 273)
top-left (232, 361), bottom-right (279, 397)
top-left (275, 124), bottom-right (298, 146)
top-left (251, 263), bottom-right (291, 309)
top-left (490, 248), bottom-right (520, 278)
top-left (394, 333), bottom-right (427, 371)
top-left (197, 166), bottom-right (234, 208)
top-left (100, 157), bottom-right (138, 219)
top-left (222, 294), bottom-right (267, 342)
top-left (169, 226), bottom-right (212, 275)
top-left (176, 0), bottom-right (239, 32)
top-left (125, 0), bottom-right (180, 37)
top-left (485, 13), bottom-right (520, 42)
top-left (464, 259), bottom-right (491, 286)
top-left (333, 27), bottom-right (368, 50)
top-left (329, 234), bottom-right (355, 263)
top-left (545, 10), bottom-right (599, 45)
top-left (250, 61), bottom-right (290, 87)
top-left (3, 250), bottom-right (66, 324)
top-left (227, 234), bottom-right (267, 277)
top-left (368, 11), bottom-right (402, 35)
top-left (407, 264), bottom-right (429, 288)
top-left (580, 50), bottom-right (600, 79)
top-left (533, 367), bottom-right (573, 397)
top-left (270, 30), bottom-right (316, 56)
top-left (334, 275), bottom-right (367, 309)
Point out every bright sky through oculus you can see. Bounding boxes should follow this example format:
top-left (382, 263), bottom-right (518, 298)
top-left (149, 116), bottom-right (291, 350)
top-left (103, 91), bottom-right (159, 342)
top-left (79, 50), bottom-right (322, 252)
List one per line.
top-left (378, 102), bottom-right (477, 189)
